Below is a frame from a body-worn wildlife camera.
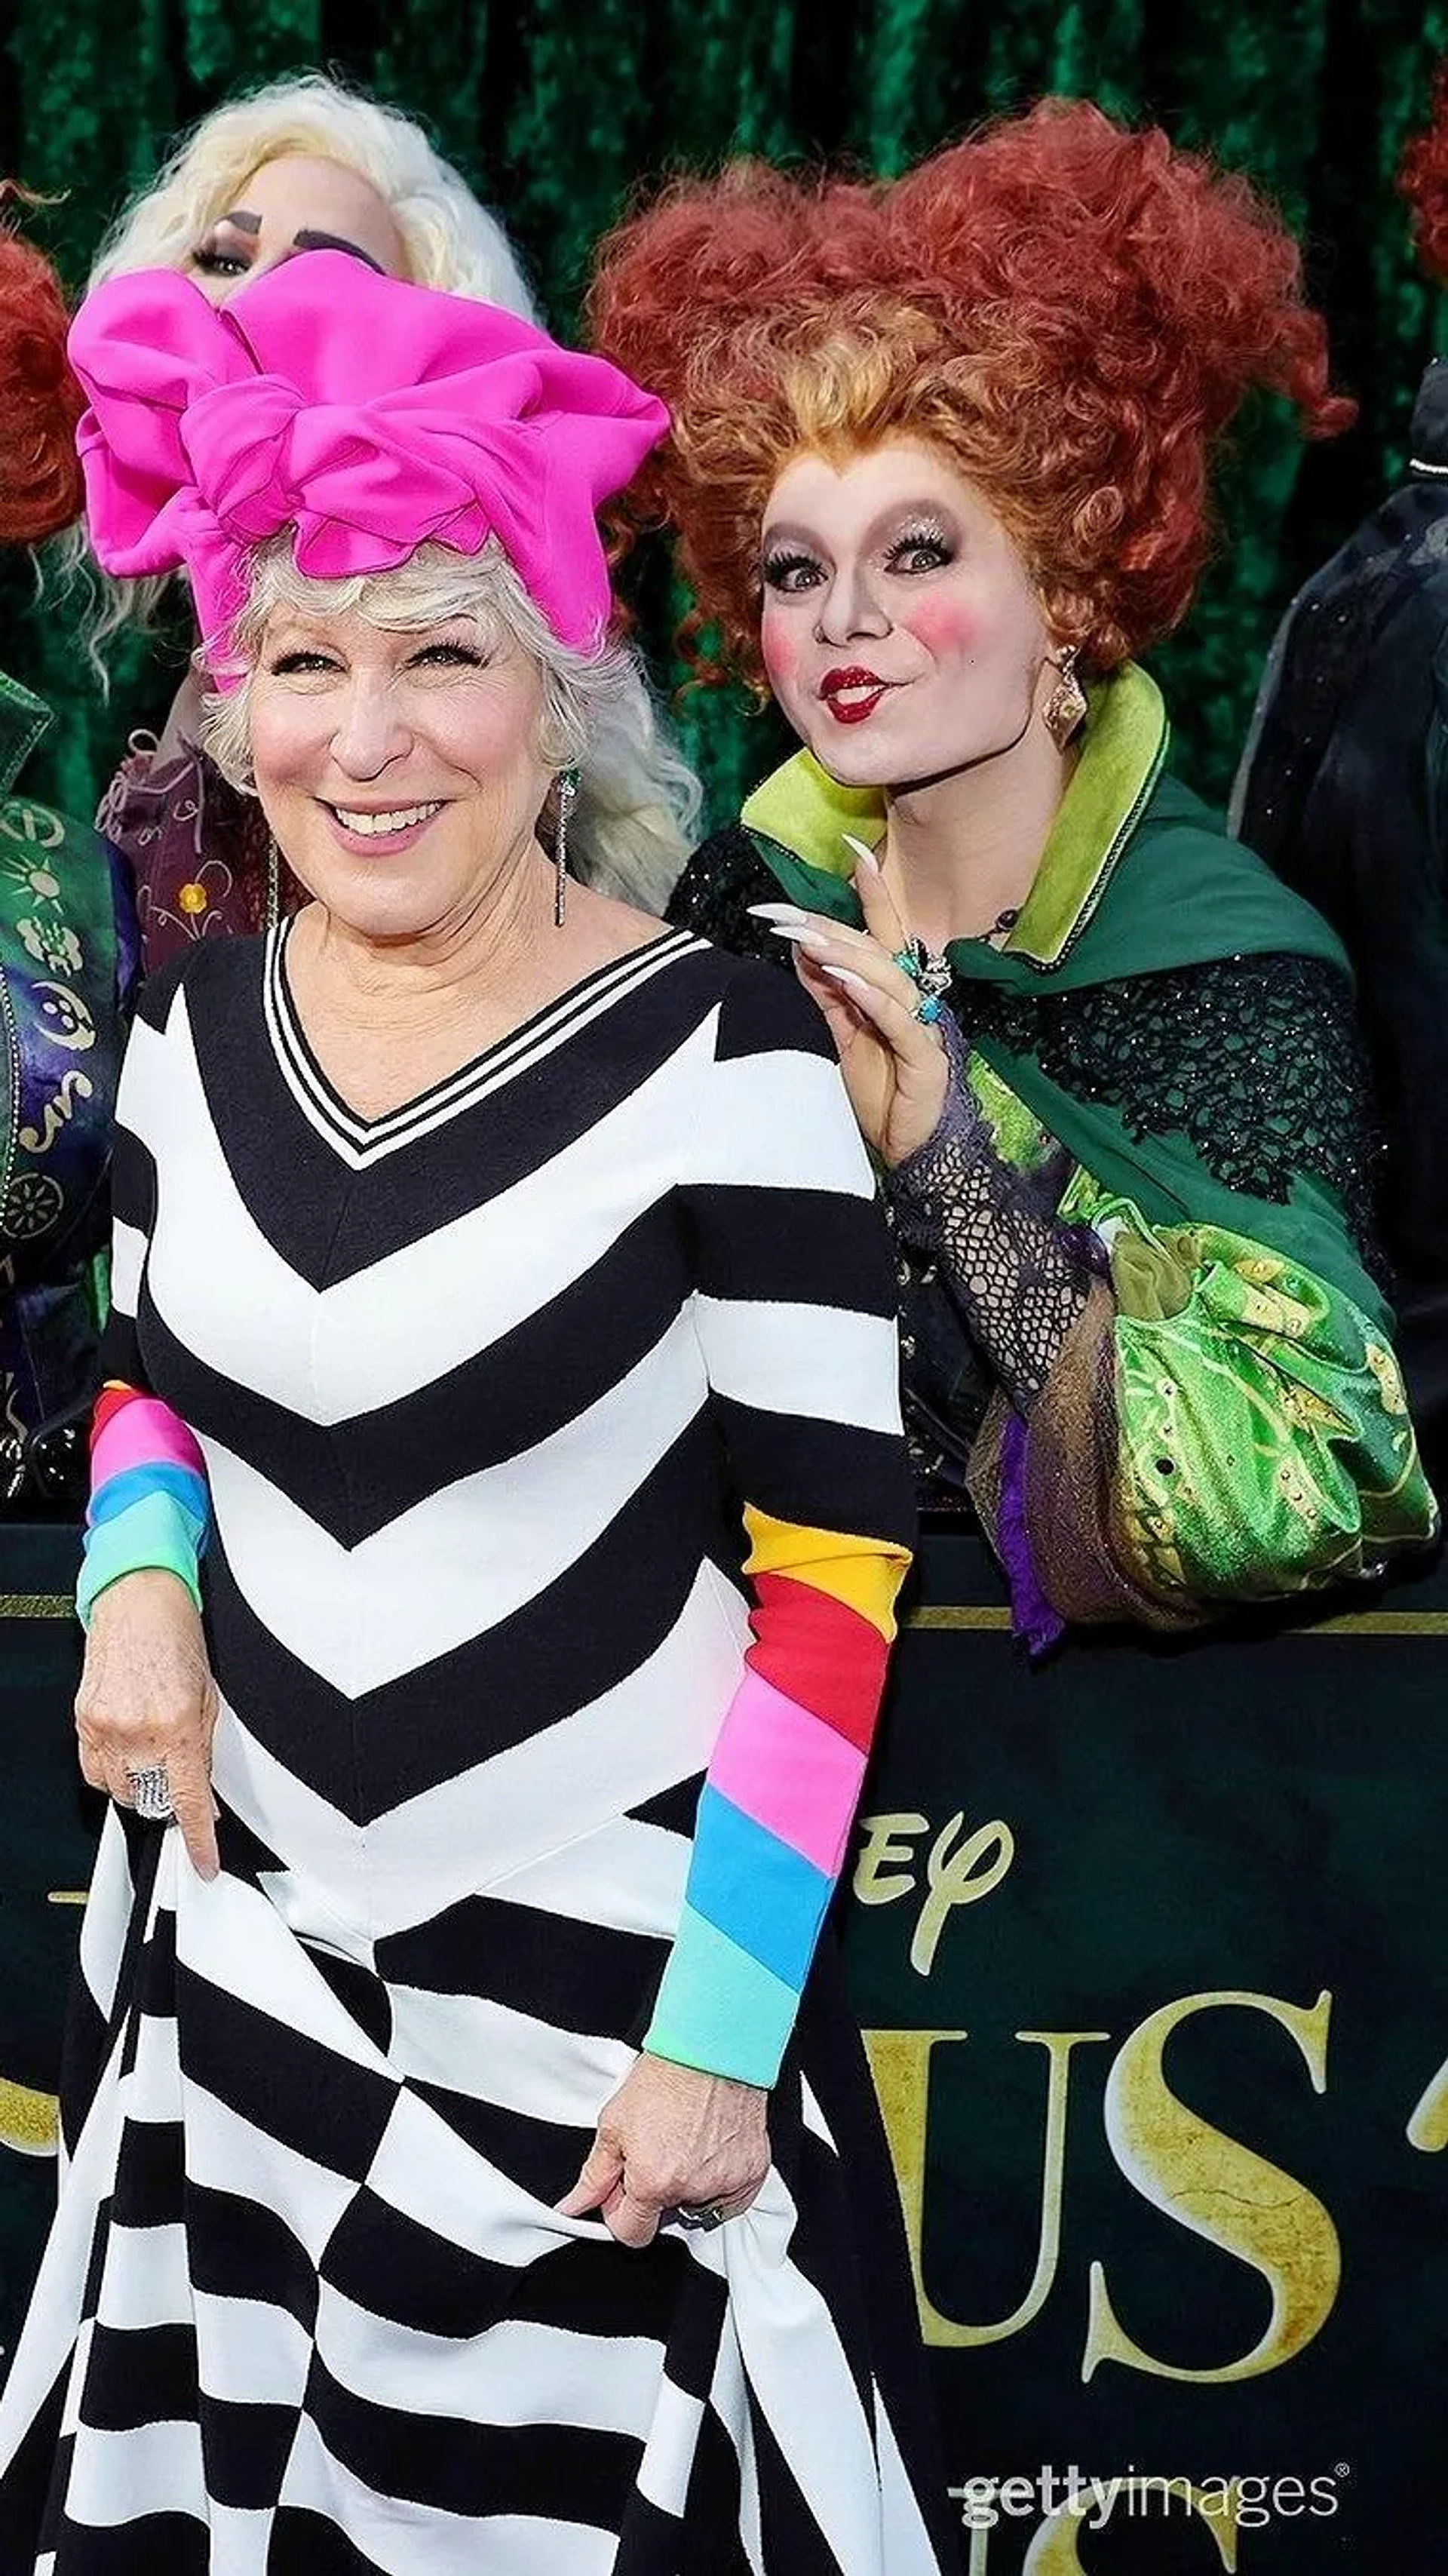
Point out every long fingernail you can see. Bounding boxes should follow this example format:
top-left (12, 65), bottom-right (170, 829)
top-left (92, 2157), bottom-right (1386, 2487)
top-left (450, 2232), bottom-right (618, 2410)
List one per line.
top-left (842, 833), bottom-right (880, 873)
top-left (765, 923), bottom-right (833, 954)
top-left (819, 964), bottom-right (873, 996)
top-left (747, 900), bottom-right (812, 923)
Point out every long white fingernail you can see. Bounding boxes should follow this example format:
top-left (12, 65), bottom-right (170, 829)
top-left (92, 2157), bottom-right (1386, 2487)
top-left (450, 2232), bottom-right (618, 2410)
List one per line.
top-left (747, 901), bottom-right (812, 923)
top-left (820, 964), bottom-right (873, 996)
top-left (842, 833), bottom-right (880, 873)
top-left (765, 922), bottom-right (833, 953)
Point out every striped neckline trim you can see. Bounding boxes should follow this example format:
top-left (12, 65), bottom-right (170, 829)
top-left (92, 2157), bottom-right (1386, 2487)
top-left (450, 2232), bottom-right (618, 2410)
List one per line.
top-left (264, 920), bottom-right (703, 1168)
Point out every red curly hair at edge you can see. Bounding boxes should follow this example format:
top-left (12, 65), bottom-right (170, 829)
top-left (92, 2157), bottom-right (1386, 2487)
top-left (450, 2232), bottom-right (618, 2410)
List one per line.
top-left (0, 193), bottom-right (84, 547)
top-left (587, 99), bottom-right (1352, 685)
top-left (1400, 64), bottom-right (1448, 287)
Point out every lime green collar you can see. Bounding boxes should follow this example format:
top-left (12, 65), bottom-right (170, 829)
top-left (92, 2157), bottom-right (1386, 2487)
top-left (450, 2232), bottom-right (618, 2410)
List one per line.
top-left (740, 662), bottom-right (1170, 974)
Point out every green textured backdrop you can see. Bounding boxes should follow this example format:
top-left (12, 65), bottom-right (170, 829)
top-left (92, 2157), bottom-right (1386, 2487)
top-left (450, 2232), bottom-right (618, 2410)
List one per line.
top-left (2, 0), bottom-right (1447, 835)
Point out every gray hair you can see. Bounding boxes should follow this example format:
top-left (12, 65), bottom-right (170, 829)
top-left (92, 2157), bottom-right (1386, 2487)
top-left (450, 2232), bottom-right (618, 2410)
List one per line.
top-left (202, 540), bottom-right (699, 912)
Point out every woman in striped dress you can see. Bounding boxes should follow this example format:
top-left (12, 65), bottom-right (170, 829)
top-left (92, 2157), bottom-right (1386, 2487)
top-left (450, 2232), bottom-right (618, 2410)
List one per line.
top-left (0, 257), bottom-right (953, 2573)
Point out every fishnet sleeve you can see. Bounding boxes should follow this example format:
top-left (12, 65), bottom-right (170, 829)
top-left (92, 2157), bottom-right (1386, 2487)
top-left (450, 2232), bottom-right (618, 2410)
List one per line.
top-left (885, 1008), bottom-right (1102, 1414)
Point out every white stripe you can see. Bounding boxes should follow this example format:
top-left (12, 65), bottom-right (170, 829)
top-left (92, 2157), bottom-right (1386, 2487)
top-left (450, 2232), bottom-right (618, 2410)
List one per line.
top-left (176, 1866), bottom-right (394, 2080)
top-left (182, 2081), bottom-right (354, 2267)
top-left (314, 2292), bottom-right (666, 2437)
top-left (108, 1217), bottom-right (145, 1322)
top-left (492, 1813), bottom-right (692, 1938)
top-left (66, 2418), bottom-right (207, 2528)
top-left (95, 2221), bottom-right (192, 2334)
top-left (385, 1985), bottom-right (634, 2122)
top-left (689, 1045), bottom-right (876, 1197)
top-left (710, 2322), bottom-right (765, 2574)
top-left (76, 1808), bottom-right (135, 2027)
top-left (212, 1564), bottom-right (744, 1938)
top-left (194, 2289), bottom-right (312, 2406)
top-left (875, 2388), bottom-right (949, 2569)
top-left (694, 1294), bottom-right (903, 1435)
top-left (364, 2087), bottom-right (598, 2272)
top-left (143, 990), bottom-right (717, 1423)
top-left (636, 2372), bottom-right (705, 2518)
top-left (123, 1991), bottom-right (183, 2126)
top-left (202, 1309), bottom-right (707, 1696)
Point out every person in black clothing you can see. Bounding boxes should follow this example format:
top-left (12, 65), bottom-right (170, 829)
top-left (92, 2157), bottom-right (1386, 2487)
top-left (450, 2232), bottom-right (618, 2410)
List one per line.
top-left (1233, 66), bottom-right (1448, 1481)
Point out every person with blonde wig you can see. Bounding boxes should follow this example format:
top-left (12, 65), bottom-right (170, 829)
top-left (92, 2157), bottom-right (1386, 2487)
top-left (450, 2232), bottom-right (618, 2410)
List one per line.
top-left (590, 99), bottom-right (1437, 1643)
top-left (82, 72), bottom-right (696, 963)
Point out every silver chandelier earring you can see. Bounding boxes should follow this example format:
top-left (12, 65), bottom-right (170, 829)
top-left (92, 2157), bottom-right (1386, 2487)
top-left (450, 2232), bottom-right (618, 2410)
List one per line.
top-left (1043, 644), bottom-right (1088, 750)
top-left (554, 766), bottom-right (579, 927)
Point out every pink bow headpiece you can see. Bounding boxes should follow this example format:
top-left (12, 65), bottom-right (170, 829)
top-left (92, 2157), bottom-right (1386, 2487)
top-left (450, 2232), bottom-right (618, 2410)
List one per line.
top-left (68, 253), bottom-right (668, 682)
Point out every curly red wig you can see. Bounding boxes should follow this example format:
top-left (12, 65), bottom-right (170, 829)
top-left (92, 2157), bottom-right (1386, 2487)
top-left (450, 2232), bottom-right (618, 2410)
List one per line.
top-left (587, 101), bottom-right (1352, 681)
top-left (0, 195), bottom-right (84, 546)
top-left (1400, 64), bottom-right (1448, 285)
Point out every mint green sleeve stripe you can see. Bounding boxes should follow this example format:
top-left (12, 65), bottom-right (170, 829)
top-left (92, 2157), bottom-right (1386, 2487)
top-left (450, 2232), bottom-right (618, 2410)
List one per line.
top-left (646, 1902), bottom-right (799, 2088)
top-left (76, 1489), bottom-right (206, 1628)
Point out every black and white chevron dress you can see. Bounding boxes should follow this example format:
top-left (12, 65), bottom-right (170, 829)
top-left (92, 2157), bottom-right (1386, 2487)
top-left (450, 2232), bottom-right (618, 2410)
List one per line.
top-left (0, 925), bottom-right (955, 2575)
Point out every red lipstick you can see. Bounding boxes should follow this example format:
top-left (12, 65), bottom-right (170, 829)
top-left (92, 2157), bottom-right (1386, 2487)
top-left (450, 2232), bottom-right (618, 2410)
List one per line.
top-left (820, 666), bottom-right (895, 726)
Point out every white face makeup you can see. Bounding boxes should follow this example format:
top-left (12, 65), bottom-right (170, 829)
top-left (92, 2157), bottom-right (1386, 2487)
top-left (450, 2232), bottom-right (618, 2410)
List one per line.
top-left (188, 152), bottom-right (409, 303)
top-left (247, 603), bottom-right (554, 944)
top-left (758, 438), bottom-right (1057, 791)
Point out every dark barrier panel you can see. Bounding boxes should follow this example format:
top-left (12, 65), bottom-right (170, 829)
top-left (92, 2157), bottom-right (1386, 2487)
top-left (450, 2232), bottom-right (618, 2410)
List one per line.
top-left (4, 1522), bottom-right (1446, 2568)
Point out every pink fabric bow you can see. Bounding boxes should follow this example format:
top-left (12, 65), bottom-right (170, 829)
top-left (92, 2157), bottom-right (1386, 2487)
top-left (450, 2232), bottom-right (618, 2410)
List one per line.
top-left (68, 254), bottom-right (668, 679)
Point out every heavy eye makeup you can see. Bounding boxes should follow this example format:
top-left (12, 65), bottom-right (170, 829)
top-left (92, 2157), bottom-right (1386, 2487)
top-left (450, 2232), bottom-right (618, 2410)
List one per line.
top-left (760, 514), bottom-right (959, 596)
top-left (191, 212), bottom-right (259, 279)
top-left (263, 637), bottom-right (490, 680)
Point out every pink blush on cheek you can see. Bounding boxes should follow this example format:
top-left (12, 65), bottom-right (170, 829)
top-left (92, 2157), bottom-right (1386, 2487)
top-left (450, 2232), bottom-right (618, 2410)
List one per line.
top-left (759, 616), bottom-right (802, 694)
top-left (900, 598), bottom-right (983, 662)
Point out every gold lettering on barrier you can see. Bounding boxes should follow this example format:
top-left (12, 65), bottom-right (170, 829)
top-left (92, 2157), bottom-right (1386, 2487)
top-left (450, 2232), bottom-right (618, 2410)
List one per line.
top-left (1023, 2479), bottom-right (1240, 2573)
top-left (853, 1808), bottom-right (1016, 1974)
top-left (0, 2077), bottom-right (59, 2158)
top-left (864, 2027), bottom-right (1108, 2347)
top-left (1406, 2052), bottom-right (1448, 2151)
top-left (1084, 1988), bottom-right (1339, 2384)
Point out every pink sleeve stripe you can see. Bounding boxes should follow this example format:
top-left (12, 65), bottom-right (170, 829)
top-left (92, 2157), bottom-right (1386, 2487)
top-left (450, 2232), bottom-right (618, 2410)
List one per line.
top-left (705, 1666), bottom-right (868, 1881)
top-left (91, 1395), bottom-right (206, 1492)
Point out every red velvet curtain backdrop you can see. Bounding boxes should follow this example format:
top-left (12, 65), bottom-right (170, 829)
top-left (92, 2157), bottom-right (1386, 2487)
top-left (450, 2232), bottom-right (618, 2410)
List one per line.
top-left (2, 0), bottom-right (1447, 828)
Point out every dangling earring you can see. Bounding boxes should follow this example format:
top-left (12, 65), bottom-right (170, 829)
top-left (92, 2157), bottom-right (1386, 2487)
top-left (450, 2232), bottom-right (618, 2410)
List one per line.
top-left (554, 766), bottom-right (578, 928)
top-left (1043, 644), bottom-right (1088, 751)
top-left (265, 833), bottom-right (281, 932)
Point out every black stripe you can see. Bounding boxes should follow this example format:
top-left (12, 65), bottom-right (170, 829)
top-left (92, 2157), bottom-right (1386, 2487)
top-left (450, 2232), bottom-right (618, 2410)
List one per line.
top-left (176, 1970), bottom-right (398, 2179)
top-left (81, 2323), bottom-right (198, 2433)
top-left (54, 2513), bottom-right (210, 2574)
top-left (683, 1182), bottom-right (897, 1319)
top-left (711, 954), bottom-right (838, 1065)
top-left (268, 2512), bottom-right (391, 2576)
top-left (188, 2183), bottom-right (320, 2338)
top-left (376, 1891), bottom-right (664, 2046)
top-left (710, 1397), bottom-right (918, 1549)
top-left (305, 2355), bottom-right (645, 2523)
top-left (201, 1416), bottom-right (729, 1821)
top-left (111, 2117), bottom-right (186, 2231)
top-left (200, 2395), bottom-right (302, 2510)
top-left (318, 2186), bottom-right (523, 2338)
top-left (140, 1204), bottom-right (694, 1540)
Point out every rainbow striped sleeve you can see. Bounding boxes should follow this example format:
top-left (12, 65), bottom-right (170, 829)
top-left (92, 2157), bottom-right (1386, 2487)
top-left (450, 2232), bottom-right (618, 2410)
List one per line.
top-left (646, 1509), bottom-right (910, 2085)
top-left (76, 1381), bottom-right (210, 1628)
top-left (648, 959), bottom-right (917, 2088)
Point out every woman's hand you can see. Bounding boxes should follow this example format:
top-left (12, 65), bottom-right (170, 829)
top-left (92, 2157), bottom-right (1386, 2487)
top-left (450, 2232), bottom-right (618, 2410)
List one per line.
top-left (74, 1568), bottom-right (220, 1881)
top-left (750, 838), bottom-right (949, 1166)
top-left (557, 2054), bottom-right (771, 2249)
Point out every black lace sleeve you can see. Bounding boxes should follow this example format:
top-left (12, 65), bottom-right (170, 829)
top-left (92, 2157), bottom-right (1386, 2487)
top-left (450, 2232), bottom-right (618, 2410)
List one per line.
top-left (965, 950), bottom-right (1384, 1270)
top-left (666, 827), bottom-right (790, 966)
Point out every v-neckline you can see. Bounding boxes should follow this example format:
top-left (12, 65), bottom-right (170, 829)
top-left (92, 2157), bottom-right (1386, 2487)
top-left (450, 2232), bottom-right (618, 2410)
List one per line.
top-left (263, 917), bottom-right (698, 1168)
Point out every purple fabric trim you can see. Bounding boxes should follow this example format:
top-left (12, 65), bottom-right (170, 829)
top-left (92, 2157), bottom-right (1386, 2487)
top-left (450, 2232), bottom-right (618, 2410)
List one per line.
top-left (999, 1408), bottom-right (1066, 1657)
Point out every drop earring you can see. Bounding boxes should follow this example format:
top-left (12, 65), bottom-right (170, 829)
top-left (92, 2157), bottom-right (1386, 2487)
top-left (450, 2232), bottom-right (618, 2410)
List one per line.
top-left (1043, 644), bottom-right (1088, 750)
top-left (554, 766), bottom-right (578, 927)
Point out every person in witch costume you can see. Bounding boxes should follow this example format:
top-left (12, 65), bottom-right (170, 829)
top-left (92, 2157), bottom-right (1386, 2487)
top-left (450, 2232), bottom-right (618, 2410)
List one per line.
top-left (589, 99), bottom-right (1438, 1642)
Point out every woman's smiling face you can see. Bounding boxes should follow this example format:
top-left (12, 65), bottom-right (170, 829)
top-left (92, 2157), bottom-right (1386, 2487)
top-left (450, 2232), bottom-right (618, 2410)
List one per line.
top-left (758, 438), bottom-right (1057, 791)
